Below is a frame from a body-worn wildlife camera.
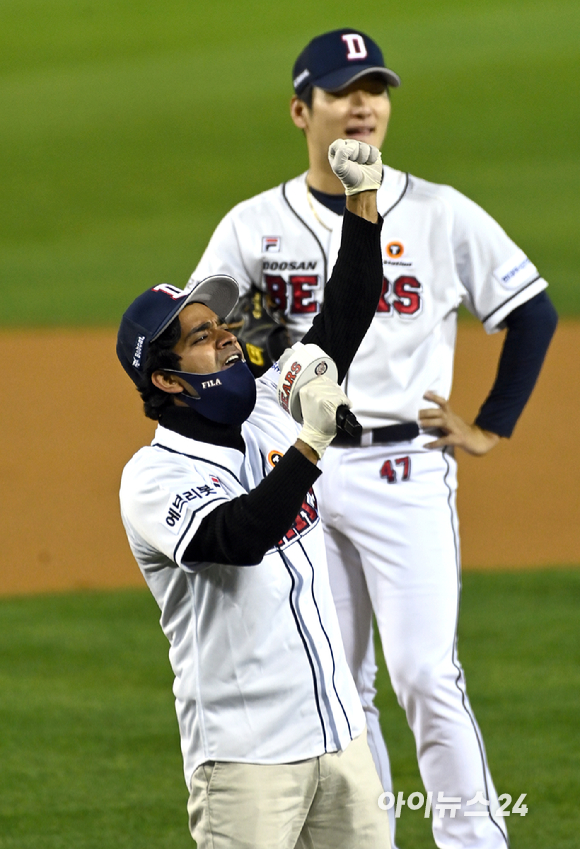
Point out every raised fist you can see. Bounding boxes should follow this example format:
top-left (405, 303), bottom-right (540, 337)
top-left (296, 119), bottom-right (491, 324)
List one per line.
top-left (328, 139), bottom-right (383, 195)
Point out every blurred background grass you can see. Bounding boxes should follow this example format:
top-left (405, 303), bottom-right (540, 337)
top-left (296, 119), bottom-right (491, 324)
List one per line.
top-left (0, 0), bottom-right (578, 325)
top-left (1, 570), bottom-right (579, 848)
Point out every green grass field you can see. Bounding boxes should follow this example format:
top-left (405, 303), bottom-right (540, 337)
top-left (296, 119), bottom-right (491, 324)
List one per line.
top-left (1, 4), bottom-right (578, 847)
top-left (1, 569), bottom-right (579, 848)
top-left (0, 0), bottom-right (579, 326)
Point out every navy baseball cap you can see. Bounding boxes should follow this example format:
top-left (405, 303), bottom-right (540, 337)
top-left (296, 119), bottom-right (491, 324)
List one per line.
top-left (117, 276), bottom-right (239, 386)
top-left (293, 29), bottom-right (400, 96)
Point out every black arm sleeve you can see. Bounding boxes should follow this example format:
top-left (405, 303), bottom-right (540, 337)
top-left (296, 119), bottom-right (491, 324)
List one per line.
top-left (302, 209), bottom-right (384, 383)
top-left (183, 447), bottom-right (321, 566)
top-left (184, 210), bottom-right (382, 567)
top-left (474, 291), bottom-right (558, 437)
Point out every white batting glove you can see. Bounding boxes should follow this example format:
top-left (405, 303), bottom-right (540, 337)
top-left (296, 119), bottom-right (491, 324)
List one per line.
top-left (328, 139), bottom-right (383, 195)
top-left (277, 344), bottom-right (300, 376)
top-left (297, 375), bottom-right (351, 459)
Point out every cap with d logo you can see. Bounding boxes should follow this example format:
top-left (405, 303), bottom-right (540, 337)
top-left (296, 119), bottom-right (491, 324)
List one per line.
top-left (116, 277), bottom-right (239, 386)
top-left (292, 29), bottom-right (401, 96)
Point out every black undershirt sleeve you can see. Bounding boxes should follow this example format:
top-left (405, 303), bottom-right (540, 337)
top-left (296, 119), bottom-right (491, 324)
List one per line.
top-left (183, 210), bottom-right (383, 567)
top-left (183, 447), bottom-right (321, 566)
top-left (474, 291), bottom-right (558, 437)
top-left (301, 208), bottom-right (384, 382)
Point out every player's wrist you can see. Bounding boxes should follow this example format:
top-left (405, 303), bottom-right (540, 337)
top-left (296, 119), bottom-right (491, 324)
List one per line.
top-left (477, 427), bottom-right (501, 451)
top-left (345, 192), bottom-right (379, 223)
top-left (294, 438), bottom-right (320, 465)
top-left (297, 421), bottom-right (336, 459)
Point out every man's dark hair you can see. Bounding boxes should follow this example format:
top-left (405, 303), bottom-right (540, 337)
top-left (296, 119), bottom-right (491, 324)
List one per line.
top-left (138, 315), bottom-right (182, 420)
top-left (299, 85), bottom-right (314, 109)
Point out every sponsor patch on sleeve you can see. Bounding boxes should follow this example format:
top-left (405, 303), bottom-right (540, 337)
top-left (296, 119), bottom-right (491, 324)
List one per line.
top-left (493, 250), bottom-right (537, 290)
top-left (163, 480), bottom-right (221, 534)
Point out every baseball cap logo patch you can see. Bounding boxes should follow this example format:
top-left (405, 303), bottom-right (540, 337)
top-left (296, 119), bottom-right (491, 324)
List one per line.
top-left (132, 335), bottom-right (145, 368)
top-left (152, 283), bottom-right (188, 300)
top-left (342, 33), bottom-right (368, 60)
top-left (293, 68), bottom-right (310, 89)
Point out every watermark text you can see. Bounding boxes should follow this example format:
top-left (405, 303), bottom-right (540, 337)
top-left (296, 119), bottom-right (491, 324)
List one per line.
top-left (378, 791), bottom-right (528, 818)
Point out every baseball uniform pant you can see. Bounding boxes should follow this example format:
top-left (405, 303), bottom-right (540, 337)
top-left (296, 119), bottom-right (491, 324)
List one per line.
top-left (318, 440), bottom-right (509, 849)
top-left (187, 729), bottom-right (390, 849)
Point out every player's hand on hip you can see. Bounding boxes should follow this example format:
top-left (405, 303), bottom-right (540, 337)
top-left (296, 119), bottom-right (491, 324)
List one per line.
top-left (419, 391), bottom-right (501, 456)
top-left (298, 375), bottom-right (351, 460)
top-left (328, 139), bottom-right (383, 195)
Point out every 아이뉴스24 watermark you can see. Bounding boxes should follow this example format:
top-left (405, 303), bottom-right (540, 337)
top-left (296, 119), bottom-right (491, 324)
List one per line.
top-left (378, 791), bottom-right (528, 818)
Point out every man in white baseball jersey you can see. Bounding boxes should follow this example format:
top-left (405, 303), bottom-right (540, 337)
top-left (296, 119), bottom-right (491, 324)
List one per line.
top-left (117, 141), bottom-right (392, 849)
top-left (188, 29), bottom-right (558, 849)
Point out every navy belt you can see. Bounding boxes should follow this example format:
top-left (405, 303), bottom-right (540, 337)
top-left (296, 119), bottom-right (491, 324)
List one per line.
top-left (332, 421), bottom-right (420, 447)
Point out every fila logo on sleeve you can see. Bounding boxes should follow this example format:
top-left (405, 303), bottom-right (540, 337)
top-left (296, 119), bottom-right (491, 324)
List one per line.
top-left (342, 34), bottom-right (368, 60)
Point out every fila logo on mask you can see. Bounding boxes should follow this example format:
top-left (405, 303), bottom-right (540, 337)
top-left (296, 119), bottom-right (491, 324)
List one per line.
top-left (342, 33), bottom-right (367, 60)
top-left (202, 378), bottom-right (222, 389)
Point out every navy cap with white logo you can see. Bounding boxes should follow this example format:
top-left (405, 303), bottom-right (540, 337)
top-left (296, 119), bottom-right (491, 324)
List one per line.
top-left (292, 29), bottom-right (400, 96)
top-left (116, 276), bottom-right (239, 386)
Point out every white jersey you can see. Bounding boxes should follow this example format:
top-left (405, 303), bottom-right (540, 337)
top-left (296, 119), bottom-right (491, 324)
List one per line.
top-left (119, 366), bottom-right (365, 788)
top-left (190, 167), bottom-right (548, 430)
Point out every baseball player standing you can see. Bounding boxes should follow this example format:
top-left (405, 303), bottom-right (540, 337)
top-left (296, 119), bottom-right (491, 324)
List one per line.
top-left (117, 141), bottom-right (391, 848)
top-left (188, 29), bottom-right (558, 849)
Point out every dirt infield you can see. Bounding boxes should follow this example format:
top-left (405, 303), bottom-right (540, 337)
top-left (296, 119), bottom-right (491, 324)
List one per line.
top-left (1, 322), bottom-right (578, 595)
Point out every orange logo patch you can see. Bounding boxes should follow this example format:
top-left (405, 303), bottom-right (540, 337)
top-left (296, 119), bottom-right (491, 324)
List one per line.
top-left (386, 241), bottom-right (404, 259)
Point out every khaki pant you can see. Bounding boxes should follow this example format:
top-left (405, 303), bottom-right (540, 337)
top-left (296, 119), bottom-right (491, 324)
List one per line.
top-left (188, 729), bottom-right (390, 849)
